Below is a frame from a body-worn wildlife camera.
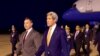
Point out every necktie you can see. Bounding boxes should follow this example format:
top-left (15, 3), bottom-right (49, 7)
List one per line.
top-left (47, 28), bottom-right (52, 46)
top-left (23, 31), bottom-right (27, 44)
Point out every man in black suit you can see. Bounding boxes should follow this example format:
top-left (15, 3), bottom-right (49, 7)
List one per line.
top-left (94, 25), bottom-right (100, 56)
top-left (73, 25), bottom-right (83, 56)
top-left (82, 24), bottom-right (92, 56)
top-left (10, 25), bottom-right (19, 56)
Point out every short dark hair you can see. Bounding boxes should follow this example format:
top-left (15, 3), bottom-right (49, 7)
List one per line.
top-left (24, 17), bottom-right (33, 23)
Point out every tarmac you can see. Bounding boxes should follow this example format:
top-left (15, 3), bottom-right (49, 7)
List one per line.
top-left (0, 34), bottom-right (99, 56)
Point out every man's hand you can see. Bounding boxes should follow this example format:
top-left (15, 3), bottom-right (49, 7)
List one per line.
top-left (16, 43), bottom-right (18, 48)
top-left (14, 53), bottom-right (17, 56)
top-left (14, 51), bottom-right (18, 56)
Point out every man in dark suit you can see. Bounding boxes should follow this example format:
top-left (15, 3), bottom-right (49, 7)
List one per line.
top-left (65, 25), bottom-right (72, 42)
top-left (10, 25), bottom-right (19, 56)
top-left (73, 25), bottom-right (83, 56)
top-left (65, 25), bottom-right (73, 52)
top-left (82, 24), bottom-right (92, 56)
top-left (16, 17), bottom-right (41, 56)
top-left (35, 11), bottom-right (69, 56)
top-left (94, 26), bottom-right (100, 56)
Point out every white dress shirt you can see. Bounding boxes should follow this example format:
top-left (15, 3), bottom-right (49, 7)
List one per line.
top-left (74, 31), bottom-right (79, 40)
top-left (25, 27), bottom-right (32, 39)
top-left (85, 28), bottom-right (89, 32)
top-left (67, 33), bottom-right (71, 39)
top-left (12, 32), bottom-right (15, 37)
top-left (85, 28), bottom-right (89, 37)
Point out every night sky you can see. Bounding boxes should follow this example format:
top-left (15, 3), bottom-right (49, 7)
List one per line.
top-left (0, 0), bottom-right (76, 33)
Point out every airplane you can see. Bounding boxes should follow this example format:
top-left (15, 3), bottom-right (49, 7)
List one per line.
top-left (62, 0), bottom-right (100, 22)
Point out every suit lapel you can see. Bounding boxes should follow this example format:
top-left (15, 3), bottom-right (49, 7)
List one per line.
top-left (26, 29), bottom-right (34, 41)
top-left (45, 29), bottom-right (49, 46)
top-left (22, 29), bottom-right (34, 44)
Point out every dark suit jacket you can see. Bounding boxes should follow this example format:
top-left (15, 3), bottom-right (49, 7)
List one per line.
top-left (72, 31), bottom-right (83, 48)
top-left (66, 33), bottom-right (73, 48)
top-left (16, 29), bottom-right (41, 56)
top-left (83, 29), bottom-right (92, 45)
top-left (10, 31), bottom-right (19, 44)
top-left (36, 26), bottom-right (69, 56)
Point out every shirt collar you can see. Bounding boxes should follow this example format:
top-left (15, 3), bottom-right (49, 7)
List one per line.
top-left (50, 24), bottom-right (57, 30)
top-left (26, 27), bottom-right (32, 33)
